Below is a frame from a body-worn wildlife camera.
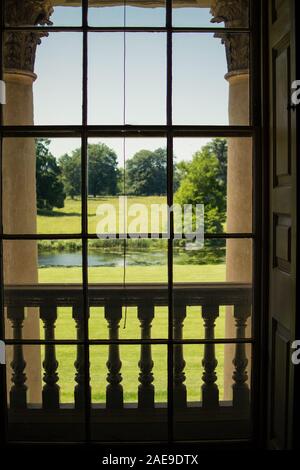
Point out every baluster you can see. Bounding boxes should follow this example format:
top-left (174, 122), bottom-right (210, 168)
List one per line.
top-left (40, 305), bottom-right (59, 409)
top-left (201, 304), bottom-right (219, 409)
top-left (138, 302), bottom-right (154, 409)
top-left (73, 303), bottom-right (90, 409)
top-left (232, 303), bottom-right (251, 409)
top-left (173, 303), bottom-right (187, 408)
top-left (105, 302), bottom-right (123, 409)
top-left (7, 307), bottom-right (27, 409)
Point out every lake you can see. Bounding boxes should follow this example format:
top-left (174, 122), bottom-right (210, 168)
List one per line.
top-left (38, 250), bottom-right (174, 268)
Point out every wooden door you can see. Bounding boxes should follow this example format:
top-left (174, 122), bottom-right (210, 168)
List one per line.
top-left (267, 0), bottom-right (297, 450)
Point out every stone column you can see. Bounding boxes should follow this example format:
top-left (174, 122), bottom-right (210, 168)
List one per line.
top-left (3, 0), bottom-right (54, 404)
top-left (211, 0), bottom-right (252, 400)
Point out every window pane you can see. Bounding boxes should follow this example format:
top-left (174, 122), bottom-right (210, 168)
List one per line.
top-left (3, 239), bottom-right (83, 340)
top-left (172, 238), bottom-right (253, 341)
top-left (173, 4), bottom-right (216, 28)
top-left (38, 240), bottom-right (83, 284)
top-left (90, 345), bottom-right (168, 442)
top-left (50, 5), bottom-right (82, 27)
top-left (88, 239), bottom-right (168, 285)
top-left (2, 137), bottom-right (82, 235)
top-left (6, 345), bottom-right (85, 442)
top-left (125, 33), bottom-right (166, 124)
top-left (173, 33), bottom-right (250, 125)
top-left (88, 240), bottom-right (168, 340)
top-left (173, 344), bottom-right (252, 441)
top-left (3, 33), bottom-right (83, 126)
top-left (180, 302), bottom-right (252, 341)
top-left (172, 237), bottom-right (253, 341)
top-left (89, 1), bottom-right (165, 27)
top-left (88, 33), bottom-right (123, 125)
top-left (173, 137), bottom-right (253, 234)
top-left (173, 238), bottom-right (253, 283)
top-left (35, 33), bottom-right (82, 125)
top-left (88, 33), bottom-right (166, 125)
top-left (88, 137), bottom-right (167, 235)
top-left (172, 0), bottom-right (249, 28)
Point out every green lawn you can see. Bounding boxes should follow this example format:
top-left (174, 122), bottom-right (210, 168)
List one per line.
top-left (38, 196), bottom-right (168, 234)
top-left (36, 197), bottom-right (229, 405)
top-left (39, 264), bottom-right (225, 284)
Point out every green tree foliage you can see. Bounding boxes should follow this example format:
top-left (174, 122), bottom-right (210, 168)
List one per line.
top-left (59, 152), bottom-right (81, 199)
top-left (203, 137), bottom-right (228, 189)
top-left (88, 144), bottom-right (119, 197)
top-left (174, 160), bottom-right (190, 192)
top-left (126, 148), bottom-right (167, 196)
top-left (36, 139), bottom-right (66, 211)
top-left (59, 143), bottom-right (119, 198)
top-left (175, 138), bottom-right (227, 234)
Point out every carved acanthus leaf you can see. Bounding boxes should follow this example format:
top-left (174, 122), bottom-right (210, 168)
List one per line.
top-left (5, 0), bottom-right (54, 26)
top-left (210, 0), bottom-right (249, 73)
top-left (4, 0), bottom-right (54, 73)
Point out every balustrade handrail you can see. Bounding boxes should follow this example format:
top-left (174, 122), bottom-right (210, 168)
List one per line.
top-left (4, 282), bottom-right (252, 307)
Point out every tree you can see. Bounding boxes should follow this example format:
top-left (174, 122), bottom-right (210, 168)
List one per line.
top-left (174, 160), bottom-right (190, 192)
top-left (126, 148), bottom-right (167, 196)
top-left (59, 152), bottom-right (81, 199)
top-left (88, 144), bottom-right (119, 197)
top-left (36, 139), bottom-right (66, 211)
top-left (59, 143), bottom-right (120, 198)
top-left (175, 139), bottom-right (227, 234)
top-left (203, 138), bottom-right (227, 189)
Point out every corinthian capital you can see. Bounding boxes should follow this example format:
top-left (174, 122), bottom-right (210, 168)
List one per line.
top-left (210, 0), bottom-right (248, 28)
top-left (4, 0), bottom-right (54, 73)
top-left (210, 0), bottom-right (249, 74)
top-left (5, 0), bottom-right (53, 26)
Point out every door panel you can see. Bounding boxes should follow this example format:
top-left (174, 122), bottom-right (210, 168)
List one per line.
top-left (270, 320), bottom-right (290, 449)
top-left (268, 0), bottom-right (297, 450)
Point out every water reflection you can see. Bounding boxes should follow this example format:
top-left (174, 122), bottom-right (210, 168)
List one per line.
top-left (38, 242), bottom-right (225, 268)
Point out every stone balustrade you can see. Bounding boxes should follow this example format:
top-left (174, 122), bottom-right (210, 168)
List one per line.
top-left (5, 282), bottom-right (252, 411)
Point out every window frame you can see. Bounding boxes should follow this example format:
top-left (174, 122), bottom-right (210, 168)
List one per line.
top-left (0, 0), bottom-right (263, 445)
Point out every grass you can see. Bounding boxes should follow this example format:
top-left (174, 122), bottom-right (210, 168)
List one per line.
top-left (34, 197), bottom-right (229, 405)
top-left (38, 264), bottom-right (226, 284)
top-left (37, 196), bottom-right (168, 235)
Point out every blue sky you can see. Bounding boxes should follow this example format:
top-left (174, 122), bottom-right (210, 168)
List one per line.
top-left (33, 5), bottom-right (229, 162)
